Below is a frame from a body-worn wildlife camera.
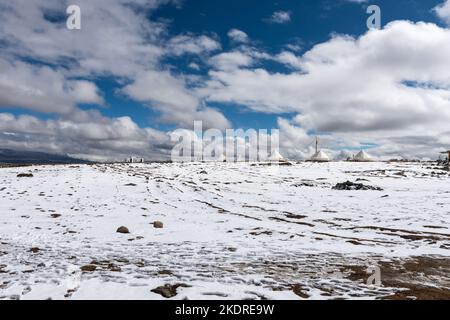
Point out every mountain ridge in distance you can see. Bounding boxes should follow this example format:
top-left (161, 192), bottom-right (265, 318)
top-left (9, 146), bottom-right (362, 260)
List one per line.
top-left (0, 148), bottom-right (91, 164)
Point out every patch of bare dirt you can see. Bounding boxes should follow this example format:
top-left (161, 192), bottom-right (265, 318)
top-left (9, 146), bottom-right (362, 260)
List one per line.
top-left (344, 256), bottom-right (450, 300)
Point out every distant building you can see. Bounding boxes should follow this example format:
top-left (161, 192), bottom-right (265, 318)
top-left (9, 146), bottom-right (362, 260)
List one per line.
top-left (124, 157), bottom-right (145, 163)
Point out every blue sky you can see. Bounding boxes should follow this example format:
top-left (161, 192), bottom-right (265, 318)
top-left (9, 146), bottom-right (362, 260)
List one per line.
top-left (1, 0), bottom-right (450, 160)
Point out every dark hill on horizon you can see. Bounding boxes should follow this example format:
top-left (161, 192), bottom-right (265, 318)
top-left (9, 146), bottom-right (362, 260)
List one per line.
top-left (0, 149), bottom-right (91, 165)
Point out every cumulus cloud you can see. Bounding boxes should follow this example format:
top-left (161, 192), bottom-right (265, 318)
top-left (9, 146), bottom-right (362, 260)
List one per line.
top-left (434, 0), bottom-right (450, 26)
top-left (0, 0), bottom-right (168, 77)
top-left (188, 62), bottom-right (200, 71)
top-left (0, 58), bottom-right (103, 115)
top-left (121, 70), bottom-right (230, 130)
top-left (265, 11), bottom-right (291, 24)
top-left (345, 0), bottom-right (369, 3)
top-left (199, 21), bottom-right (450, 158)
top-left (208, 51), bottom-right (255, 71)
top-left (227, 29), bottom-right (249, 43)
top-left (275, 51), bottom-right (303, 69)
top-left (0, 0), bottom-right (231, 159)
top-left (0, 0), bottom-right (229, 123)
top-left (0, 112), bottom-right (173, 161)
top-left (167, 34), bottom-right (221, 56)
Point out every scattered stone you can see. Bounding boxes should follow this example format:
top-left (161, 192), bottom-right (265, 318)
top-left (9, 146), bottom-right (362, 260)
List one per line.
top-left (151, 283), bottom-right (190, 298)
top-left (394, 171), bottom-right (407, 177)
top-left (332, 181), bottom-right (383, 191)
top-left (153, 221), bottom-right (164, 229)
top-left (293, 181), bottom-right (316, 187)
top-left (64, 289), bottom-right (77, 298)
top-left (50, 214), bottom-right (62, 218)
top-left (285, 213), bottom-right (307, 220)
top-left (124, 183), bottom-right (137, 186)
top-left (158, 270), bottom-right (173, 276)
top-left (292, 284), bottom-right (310, 299)
top-left (108, 264), bottom-right (122, 272)
top-left (199, 170), bottom-right (208, 174)
top-left (116, 226), bottom-right (130, 234)
top-left (250, 230), bottom-right (273, 236)
top-left (80, 265), bottom-right (97, 272)
top-left (17, 173), bottom-right (33, 178)
top-left (29, 247), bottom-right (40, 253)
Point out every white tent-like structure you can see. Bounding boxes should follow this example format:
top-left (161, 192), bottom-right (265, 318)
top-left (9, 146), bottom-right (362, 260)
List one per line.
top-left (268, 150), bottom-right (285, 162)
top-left (309, 137), bottom-right (330, 162)
top-left (218, 153), bottom-right (227, 162)
top-left (353, 150), bottom-right (374, 162)
top-left (310, 150), bottom-right (330, 162)
top-left (334, 150), bottom-right (351, 161)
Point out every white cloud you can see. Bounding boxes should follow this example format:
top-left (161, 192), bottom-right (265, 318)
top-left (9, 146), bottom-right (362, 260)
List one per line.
top-left (345, 0), bottom-right (369, 3)
top-left (227, 29), bottom-right (249, 43)
top-left (208, 51), bottom-right (254, 71)
top-left (434, 0), bottom-right (450, 26)
top-left (199, 21), bottom-right (450, 158)
top-left (275, 51), bottom-right (303, 69)
top-left (265, 11), bottom-right (291, 24)
top-left (0, 0), bottom-right (168, 77)
top-left (167, 34), bottom-right (221, 56)
top-left (285, 43), bottom-right (303, 53)
top-left (0, 58), bottom-right (103, 115)
top-left (122, 70), bottom-right (199, 112)
top-left (122, 70), bottom-right (230, 130)
top-left (0, 112), bottom-right (173, 161)
top-left (188, 62), bottom-right (200, 70)
top-left (0, 0), bottom-right (233, 160)
top-left (0, 0), bottom-right (231, 156)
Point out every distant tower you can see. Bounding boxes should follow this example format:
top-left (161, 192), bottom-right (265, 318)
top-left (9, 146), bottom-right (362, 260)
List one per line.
top-left (315, 136), bottom-right (319, 154)
top-left (309, 136), bottom-right (330, 162)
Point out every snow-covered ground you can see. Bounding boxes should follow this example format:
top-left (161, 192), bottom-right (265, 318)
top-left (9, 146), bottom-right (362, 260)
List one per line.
top-left (1, 162), bottom-right (449, 300)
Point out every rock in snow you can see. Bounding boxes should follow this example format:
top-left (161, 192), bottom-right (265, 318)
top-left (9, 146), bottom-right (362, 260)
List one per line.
top-left (153, 221), bottom-right (164, 229)
top-left (17, 173), bottom-right (33, 178)
top-left (80, 265), bottom-right (97, 272)
top-left (332, 181), bottom-right (383, 191)
top-left (151, 283), bottom-right (190, 298)
top-left (116, 226), bottom-right (130, 234)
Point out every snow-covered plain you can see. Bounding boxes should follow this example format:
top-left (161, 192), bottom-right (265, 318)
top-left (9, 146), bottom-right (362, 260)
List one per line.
top-left (1, 161), bottom-right (449, 300)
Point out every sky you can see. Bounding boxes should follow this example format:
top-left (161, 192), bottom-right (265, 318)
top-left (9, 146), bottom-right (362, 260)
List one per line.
top-left (1, 0), bottom-right (450, 161)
